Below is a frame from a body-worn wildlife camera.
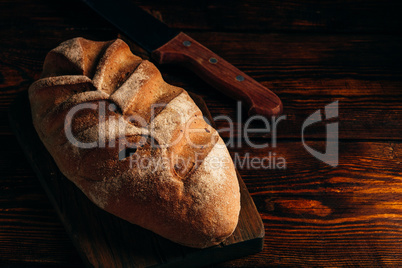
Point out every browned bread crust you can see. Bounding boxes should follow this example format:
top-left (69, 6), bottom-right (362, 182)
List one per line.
top-left (29, 37), bottom-right (240, 248)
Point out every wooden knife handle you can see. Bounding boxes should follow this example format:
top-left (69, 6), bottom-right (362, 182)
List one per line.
top-left (152, 32), bottom-right (283, 117)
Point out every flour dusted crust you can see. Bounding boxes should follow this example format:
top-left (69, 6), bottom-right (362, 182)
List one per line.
top-left (28, 37), bottom-right (240, 248)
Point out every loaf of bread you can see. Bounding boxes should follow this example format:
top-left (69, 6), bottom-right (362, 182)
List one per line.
top-left (28, 37), bottom-right (240, 248)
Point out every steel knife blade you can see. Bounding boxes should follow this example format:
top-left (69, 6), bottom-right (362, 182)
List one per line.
top-left (81, 0), bottom-right (282, 117)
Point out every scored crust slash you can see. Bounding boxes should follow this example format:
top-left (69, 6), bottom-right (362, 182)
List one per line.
top-left (28, 37), bottom-right (241, 248)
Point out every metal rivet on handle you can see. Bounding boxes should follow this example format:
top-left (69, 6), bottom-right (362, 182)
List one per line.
top-left (183, 40), bottom-right (191, 47)
top-left (209, 57), bottom-right (218, 64)
top-left (236, 75), bottom-right (245, 81)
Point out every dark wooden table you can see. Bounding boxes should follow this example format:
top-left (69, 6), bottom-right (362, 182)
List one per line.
top-left (1, 0), bottom-right (401, 267)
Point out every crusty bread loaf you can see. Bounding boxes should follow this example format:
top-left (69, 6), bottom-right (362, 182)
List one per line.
top-left (28, 37), bottom-right (240, 248)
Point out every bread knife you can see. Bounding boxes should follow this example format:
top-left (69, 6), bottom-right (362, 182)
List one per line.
top-left (81, 0), bottom-right (282, 117)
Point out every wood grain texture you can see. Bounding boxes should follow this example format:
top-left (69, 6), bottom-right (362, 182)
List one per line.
top-left (0, 0), bottom-right (402, 267)
top-left (2, 135), bottom-right (401, 267)
top-left (135, 0), bottom-right (402, 34)
top-left (153, 32), bottom-right (283, 117)
top-left (223, 141), bottom-right (402, 267)
top-left (1, 30), bottom-right (401, 139)
top-left (1, 0), bottom-right (402, 33)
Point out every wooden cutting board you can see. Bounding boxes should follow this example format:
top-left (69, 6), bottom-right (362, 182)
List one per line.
top-left (9, 91), bottom-right (264, 268)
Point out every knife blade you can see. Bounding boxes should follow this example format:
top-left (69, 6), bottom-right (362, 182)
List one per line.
top-left (81, 0), bottom-right (282, 117)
